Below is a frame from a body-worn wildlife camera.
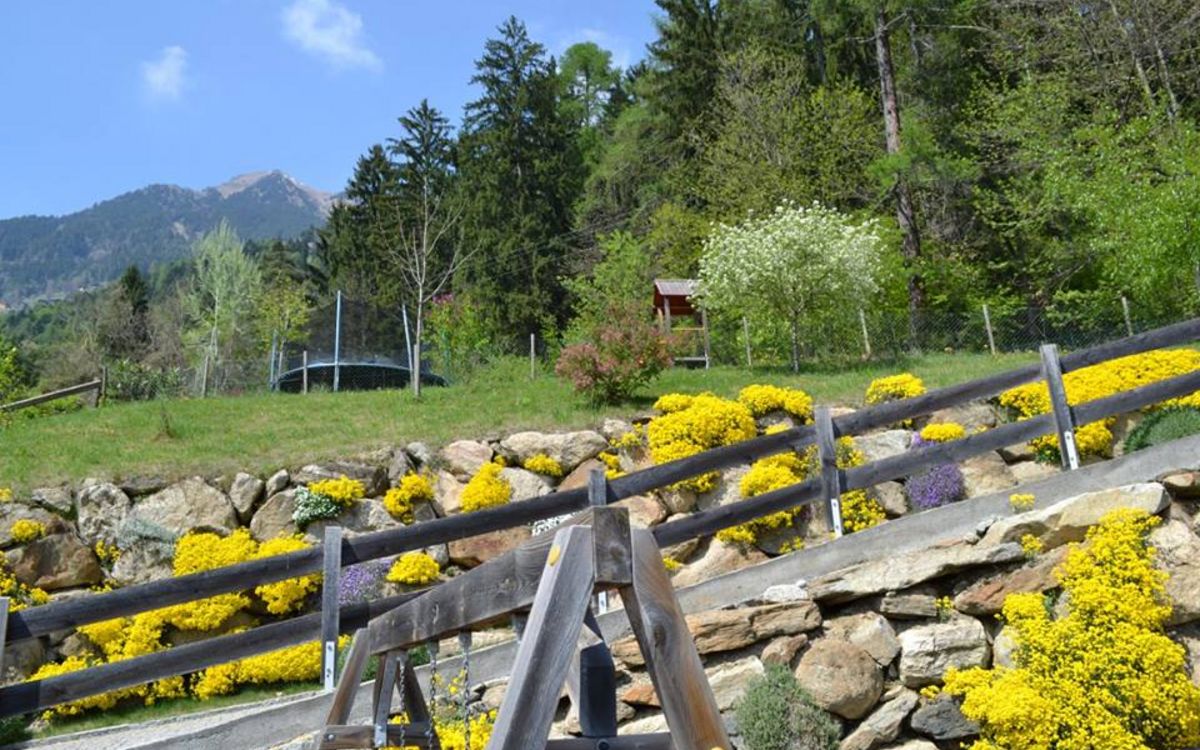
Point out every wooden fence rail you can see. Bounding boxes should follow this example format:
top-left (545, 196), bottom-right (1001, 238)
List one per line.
top-left (2, 317), bottom-right (1200, 718)
top-left (0, 379), bottom-right (102, 414)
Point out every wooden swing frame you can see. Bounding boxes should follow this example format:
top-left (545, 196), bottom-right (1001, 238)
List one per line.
top-left (316, 505), bottom-right (730, 750)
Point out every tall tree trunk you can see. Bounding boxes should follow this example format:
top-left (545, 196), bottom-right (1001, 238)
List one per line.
top-left (790, 315), bottom-right (800, 373)
top-left (874, 6), bottom-right (924, 342)
top-left (1107, 0), bottom-right (1156, 111)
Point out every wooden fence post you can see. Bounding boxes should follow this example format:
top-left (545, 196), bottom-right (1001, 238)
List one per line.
top-left (858, 309), bottom-right (872, 359)
top-left (1121, 295), bottom-right (1134, 337)
top-left (530, 333), bottom-right (536, 380)
top-left (588, 468), bottom-right (610, 613)
top-left (302, 350), bottom-right (309, 394)
top-left (983, 304), bottom-right (997, 356)
top-left (0, 596), bottom-right (8, 682)
top-left (742, 317), bottom-right (753, 369)
top-left (412, 344), bottom-right (421, 398)
top-left (201, 351), bottom-right (211, 398)
top-left (1040, 344), bottom-right (1080, 470)
top-left (321, 525), bottom-right (342, 692)
top-left (99, 366), bottom-right (107, 407)
top-left (814, 406), bottom-right (844, 538)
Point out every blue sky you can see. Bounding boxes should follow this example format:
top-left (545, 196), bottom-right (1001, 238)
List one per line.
top-left (0, 0), bottom-right (659, 218)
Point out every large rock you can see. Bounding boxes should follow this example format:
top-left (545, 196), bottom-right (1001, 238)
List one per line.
top-left (118, 476), bottom-right (170, 497)
top-left (307, 498), bottom-right (401, 539)
top-left (7, 533), bottom-right (102, 590)
top-left (857, 430), bottom-right (914, 464)
top-left (927, 402), bottom-right (996, 432)
top-left (130, 477), bottom-right (238, 536)
top-left (229, 473), bottom-right (265, 522)
top-left (824, 612), bottom-right (900, 667)
top-left (110, 522), bottom-right (176, 586)
top-left (75, 482), bottom-right (132, 546)
top-left (992, 626), bottom-right (1017, 669)
top-left (960, 452), bottom-right (1016, 498)
top-left (880, 587), bottom-right (938, 620)
top-left (499, 468), bottom-right (552, 502)
top-left (671, 539), bottom-right (767, 588)
top-left (839, 688), bottom-right (919, 750)
top-left (558, 459), bottom-right (603, 492)
top-left (448, 526), bottom-right (531, 567)
top-left (762, 633), bottom-right (808, 666)
top-left (265, 469), bottom-right (290, 496)
top-left (881, 742), bottom-right (937, 750)
top-left (499, 430), bottom-right (608, 473)
top-left (954, 546), bottom-right (1069, 616)
top-left (250, 490), bottom-right (298, 540)
top-left (979, 482), bottom-right (1169, 549)
top-left (707, 656), bottom-right (764, 711)
top-left (439, 441), bottom-right (493, 478)
top-left (1009, 461), bottom-right (1059, 484)
top-left (873, 482), bottom-right (908, 517)
top-left (30, 486), bottom-right (73, 516)
top-left (696, 467), bottom-right (750, 512)
top-left (898, 617), bottom-right (990, 688)
top-left (910, 695), bottom-right (978, 740)
top-left (0, 504), bottom-right (61, 548)
top-left (794, 639), bottom-right (883, 720)
top-left (293, 461), bottom-right (388, 497)
top-left (811, 541), bottom-right (1024, 604)
top-left (433, 471), bottom-right (467, 516)
top-left (1160, 469), bottom-right (1200, 500)
top-left (1149, 519), bottom-right (1200, 625)
top-left (614, 495), bottom-right (666, 529)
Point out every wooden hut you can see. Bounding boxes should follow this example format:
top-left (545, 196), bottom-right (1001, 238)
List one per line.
top-left (653, 279), bottom-right (711, 368)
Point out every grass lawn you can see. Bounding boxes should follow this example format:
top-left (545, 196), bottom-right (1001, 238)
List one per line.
top-left (0, 351), bottom-right (1036, 491)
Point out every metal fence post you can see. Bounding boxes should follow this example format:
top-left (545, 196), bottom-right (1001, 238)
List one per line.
top-left (858, 309), bottom-right (872, 359)
top-left (982, 304), bottom-right (997, 356)
top-left (302, 350), bottom-right (309, 394)
top-left (412, 344), bottom-right (421, 398)
top-left (1039, 343), bottom-right (1080, 470)
top-left (530, 333), bottom-right (536, 380)
top-left (333, 290), bottom-right (342, 393)
top-left (742, 317), bottom-right (753, 369)
top-left (814, 407), bottom-right (844, 537)
top-left (321, 525), bottom-right (342, 692)
top-left (1121, 295), bottom-right (1134, 337)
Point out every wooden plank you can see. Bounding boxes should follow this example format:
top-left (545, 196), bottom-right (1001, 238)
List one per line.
top-left (373, 651), bottom-right (402, 746)
top-left (325, 629), bottom-right (369, 726)
top-left (619, 529), bottom-right (730, 750)
top-left (0, 592), bottom-right (417, 720)
top-left (317, 723), bottom-right (436, 749)
top-left (1040, 344), bottom-right (1080, 470)
top-left (0, 597), bottom-right (7, 681)
top-left (0, 379), bottom-right (101, 413)
top-left (489, 526), bottom-right (596, 750)
top-left (815, 407), bottom-right (844, 537)
top-left (321, 525), bottom-right (343, 692)
top-left (545, 734), bottom-right (673, 750)
top-left (591, 505), bottom-right (631, 587)
top-left (1074, 366), bottom-right (1200, 423)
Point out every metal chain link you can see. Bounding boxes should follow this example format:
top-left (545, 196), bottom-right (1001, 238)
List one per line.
top-left (396, 650), bottom-right (407, 749)
top-left (427, 641), bottom-right (439, 748)
top-left (458, 631), bottom-right (472, 749)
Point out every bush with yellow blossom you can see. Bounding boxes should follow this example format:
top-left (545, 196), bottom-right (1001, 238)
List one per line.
top-left (461, 461), bottom-right (512, 512)
top-left (647, 393), bottom-right (757, 493)
top-left (918, 422), bottom-right (965, 443)
top-left (385, 474), bottom-right (434, 523)
top-left (736, 384), bottom-right (814, 423)
top-left (9, 519), bottom-right (46, 544)
top-left (865, 373), bottom-right (925, 405)
top-left (387, 551), bottom-right (441, 586)
top-left (0, 558), bottom-right (48, 611)
top-left (293, 475), bottom-right (365, 528)
top-left (943, 508), bottom-right (1200, 750)
top-left (253, 535), bottom-right (322, 615)
top-left (0, 487), bottom-right (12, 502)
top-left (999, 348), bottom-right (1200, 460)
top-left (522, 453), bottom-right (564, 478)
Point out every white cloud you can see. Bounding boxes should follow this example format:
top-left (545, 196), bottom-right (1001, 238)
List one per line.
top-left (141, 46), bottom-right (188, 100)
top-left (282, 0), bottom-right (382, 71)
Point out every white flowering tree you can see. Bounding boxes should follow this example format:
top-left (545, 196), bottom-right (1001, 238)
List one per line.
top-left (699, 201), bottom-right (884, 371)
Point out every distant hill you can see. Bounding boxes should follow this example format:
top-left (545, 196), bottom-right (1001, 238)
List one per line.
top-left (0, 171), bottom-right (334, 306)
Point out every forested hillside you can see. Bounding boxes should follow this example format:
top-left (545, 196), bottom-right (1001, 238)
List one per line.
top-left (0, 171), bottom-right (330, 305)
top-left (2, 0), bottom-right (1198, 401)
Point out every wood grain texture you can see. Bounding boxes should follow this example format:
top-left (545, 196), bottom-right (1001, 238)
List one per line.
top-left (322, 525), bottom-right (343, 691)
top-left (317, 723), bottom-right (436, 749)
top-left (545, 734), bottom-right (673, 749)
top-left (619, 529), bottom-right (731, 750)
top-left (1040, 344), bottom-right (1080, 470)
top-left (325, 628), bottom-right (369, 726)
top-left (488, 526), bottom-right (596, 750)
top-left (815, 406), bottom-right (844, 536)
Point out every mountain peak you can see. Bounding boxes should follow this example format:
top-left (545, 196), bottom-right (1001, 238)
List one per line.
top-left (213, 170), bottom-right (334, 214)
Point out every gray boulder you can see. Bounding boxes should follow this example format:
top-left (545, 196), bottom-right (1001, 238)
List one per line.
top-left (794, 638), bottom-right (883, 720)
top-left (229, 472), bottom-right (265, 522)
top-left (898, 617), bottom-right (990, 688)
top-left (499, 430), bottom-right (608, 473)
top-left (130, 477), bottom-right (238, 536)
top-left (75, 482), bottom-right (132, 546)
top-left (293, 461), bottom-right (388, 497)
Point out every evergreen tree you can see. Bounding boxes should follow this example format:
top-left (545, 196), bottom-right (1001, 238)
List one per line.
top-left (457, 16), bottom-right (584, 335)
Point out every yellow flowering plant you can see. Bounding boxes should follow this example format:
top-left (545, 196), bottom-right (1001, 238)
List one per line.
top-left (253, 535), bottom-right (321, 615)
top-left (460, 461), bottom-right (512, 512)
top-left (1009, 493), bottom-right (1036, 512)
top-left (387, 551), bottom-right (441, 586)
top-left (0, 558), bottom-right (48, 611)
top-left (522, 453), bottom-right (564, 478)
top-left (10, 518), bottom-right (46, 544)
top-left (943, 509), bottom-right (1200, 750)
top-left (647, 393), bottom-right (757, 493)
top-left (1019, 533), bottom-right (1044, 557)
top-left (919, 422), bottom-right (966, 443)
top-left (865, 373), bottom-right (925, 405)
top-left (294, 475), bottom-right (365, 528)
top-left (610, 425), bottom-right (645, 451)
top-left (0, 487), bottom-right (12, 502)
top-left (385, 474), bottom-right (434, 523)
top-left (736, 384), bottom-right (814, 423)
top-left (597, 451), bottom-right (623, 479)
top-left (94, 540), bottom-right (121, 566)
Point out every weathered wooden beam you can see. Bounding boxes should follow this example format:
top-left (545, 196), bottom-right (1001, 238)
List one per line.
top-left (0, 379), bottom-right (101, 413)
top-left (325, 629), bottom-right (369, 726)
top-left (1040, 343), bottom-right (1080, 470)
top-left (0, 593), bottom-right (417, 720)
top-left (489, 526), bottom-right (596, 750)
top-left (619, 529), bottom-right (731, 750)
top-left (317, 723), bottom-right (436, 749)
top-left (545, 735), bottom-right (673, 750)
top-left (321, 525), bottom-right (343, 692)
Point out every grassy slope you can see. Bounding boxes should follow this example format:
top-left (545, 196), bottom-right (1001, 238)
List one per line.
top-left (0, 352), bottom-right (1036, 491)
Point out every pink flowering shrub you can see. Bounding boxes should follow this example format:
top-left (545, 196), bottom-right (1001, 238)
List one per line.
top-left (556, 305), bottom-right (673, 404)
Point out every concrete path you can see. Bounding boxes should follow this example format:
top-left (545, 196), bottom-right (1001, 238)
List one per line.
top-left (13, 431), bottom-right (1200, 750)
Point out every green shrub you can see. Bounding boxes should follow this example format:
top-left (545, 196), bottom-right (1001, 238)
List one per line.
top-left (1123, 407), bottom-right (1200, 453)
top-left (735, 664), bottom-right (840, 750)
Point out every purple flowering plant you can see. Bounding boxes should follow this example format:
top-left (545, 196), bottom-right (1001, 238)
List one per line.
top-left (905, 434), bottom-right (967, 510)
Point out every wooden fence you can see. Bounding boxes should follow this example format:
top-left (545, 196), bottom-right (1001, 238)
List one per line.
top-left (2, 318), bottom-right (1200, 719)
top-left (0, 378), bottom-right (103, 414)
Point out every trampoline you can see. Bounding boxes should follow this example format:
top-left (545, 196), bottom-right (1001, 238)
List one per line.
top-left (271, 292), bottom-right (448, 393)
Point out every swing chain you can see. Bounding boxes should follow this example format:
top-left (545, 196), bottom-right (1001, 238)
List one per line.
top-left (458, 631), bottom-right (473, 749)
top-left (396, 649), bottom-right (407, 750)
top-left (427, 640), bottom-right (440, 748)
